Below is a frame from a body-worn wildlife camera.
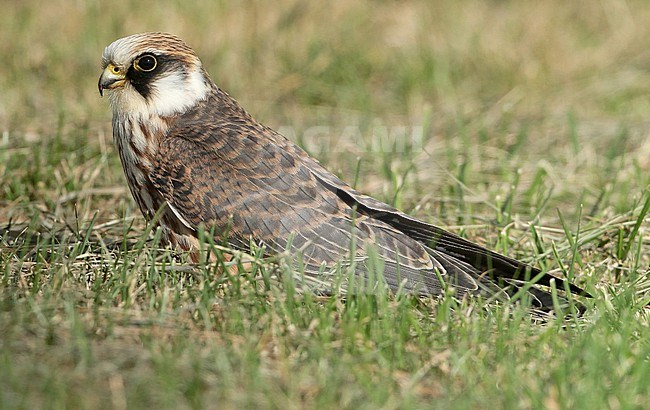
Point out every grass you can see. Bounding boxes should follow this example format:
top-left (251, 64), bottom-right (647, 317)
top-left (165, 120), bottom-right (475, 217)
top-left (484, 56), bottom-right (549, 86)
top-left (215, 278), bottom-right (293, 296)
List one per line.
top-left (1, 0), bottom-right (650, 408)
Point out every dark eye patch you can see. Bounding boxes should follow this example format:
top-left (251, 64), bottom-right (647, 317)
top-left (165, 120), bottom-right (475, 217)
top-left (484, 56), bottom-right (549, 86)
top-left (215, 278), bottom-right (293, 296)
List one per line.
top-left (127, 53), bottom-right (161, 98)
top-left (127, 53), bottom-right (185, 99)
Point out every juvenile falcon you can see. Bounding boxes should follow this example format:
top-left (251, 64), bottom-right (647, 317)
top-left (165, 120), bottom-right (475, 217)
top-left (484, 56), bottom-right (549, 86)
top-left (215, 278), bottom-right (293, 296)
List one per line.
top-left (98, 32), bottom-right (586, 308)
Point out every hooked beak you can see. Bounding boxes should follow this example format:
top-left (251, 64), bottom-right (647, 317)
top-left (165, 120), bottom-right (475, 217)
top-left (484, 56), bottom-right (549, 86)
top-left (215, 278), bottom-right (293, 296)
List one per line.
top-left (98, 63), bottom-right (126, 96)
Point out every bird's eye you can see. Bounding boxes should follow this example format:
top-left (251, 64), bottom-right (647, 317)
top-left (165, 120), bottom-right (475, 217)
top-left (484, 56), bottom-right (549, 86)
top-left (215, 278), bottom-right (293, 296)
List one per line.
top-left (111, 66), bottom-right (120, 74)
top-left (134, 55), bottom-right (157, 72)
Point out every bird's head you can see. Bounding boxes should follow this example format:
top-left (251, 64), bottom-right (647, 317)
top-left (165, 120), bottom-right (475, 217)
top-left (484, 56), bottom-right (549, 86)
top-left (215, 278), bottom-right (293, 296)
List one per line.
top-left (99, 32), bottom-right (210, 118)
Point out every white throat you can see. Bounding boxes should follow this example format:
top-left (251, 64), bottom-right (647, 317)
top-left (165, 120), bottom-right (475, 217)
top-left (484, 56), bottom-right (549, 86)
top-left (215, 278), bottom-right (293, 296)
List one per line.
top-left (107, 69), bottom-right (209, 120)
top-left (148, 69), bottom-right (209, 116)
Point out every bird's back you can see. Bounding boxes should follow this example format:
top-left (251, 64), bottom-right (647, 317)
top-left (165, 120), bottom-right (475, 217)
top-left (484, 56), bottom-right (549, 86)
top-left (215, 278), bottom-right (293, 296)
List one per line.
top-left (149, 88), bottom-right (582, 307)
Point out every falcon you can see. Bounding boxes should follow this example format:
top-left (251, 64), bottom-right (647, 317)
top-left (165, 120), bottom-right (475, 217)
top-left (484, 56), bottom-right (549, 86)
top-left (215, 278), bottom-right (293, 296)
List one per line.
top-left (98, 32), bottom-right (586, 309)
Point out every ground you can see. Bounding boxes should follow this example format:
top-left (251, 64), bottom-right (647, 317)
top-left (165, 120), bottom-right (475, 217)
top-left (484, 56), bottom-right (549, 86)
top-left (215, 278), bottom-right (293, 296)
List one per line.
top-left (1, 1), bottom-right (649, 408)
